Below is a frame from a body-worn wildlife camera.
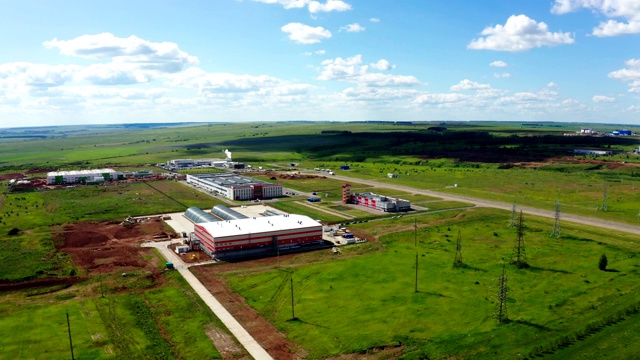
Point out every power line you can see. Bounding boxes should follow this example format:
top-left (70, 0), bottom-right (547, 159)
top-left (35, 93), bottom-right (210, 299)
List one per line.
top-left (495, 264), bottom-right (509, 324)
top-left (511, 211), bottom-right (529, 269)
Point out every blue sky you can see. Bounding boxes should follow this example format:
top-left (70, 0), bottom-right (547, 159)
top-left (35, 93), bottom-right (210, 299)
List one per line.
top-left (1, 0), bottom-right (639, 127)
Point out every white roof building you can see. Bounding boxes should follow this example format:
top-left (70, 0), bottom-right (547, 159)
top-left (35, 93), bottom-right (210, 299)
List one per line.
top-left (194, 214), bottom-right (323, 254)
top-left (47, 169), bottom-right (122, 185)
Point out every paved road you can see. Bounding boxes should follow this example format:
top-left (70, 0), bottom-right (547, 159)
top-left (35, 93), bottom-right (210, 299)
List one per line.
top-left (142, 241), bottom-right (273, 360)
top-left (330, 173), bottom-right (640, 236)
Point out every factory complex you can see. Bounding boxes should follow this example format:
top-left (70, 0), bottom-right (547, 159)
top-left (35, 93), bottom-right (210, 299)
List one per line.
top-left (164, 150), bottom-right (245, 170)
top-left (182, 205), bottom-right (325, 260)
top-left (186, 173), bottom-right (282, 200)
top-left (342, 183), bottom-right (411, 212)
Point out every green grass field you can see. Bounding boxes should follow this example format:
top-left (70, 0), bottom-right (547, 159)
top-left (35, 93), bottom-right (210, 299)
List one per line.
top-left (224, 207), bottom-right (640, 359)
top-left (0, 268), bottom-right (226, 359)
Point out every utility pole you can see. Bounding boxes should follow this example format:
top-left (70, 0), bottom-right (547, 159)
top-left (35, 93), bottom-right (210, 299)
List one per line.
top-left (495, 264), bottom-right (509, 324)
top-left (415, 253), bottom-right (418, 293)
top-left (66, 311), bottom-right (75, 360)
top-left (511, 211), bottom-right (529, 269)
top-left (454, 230), bottom-right (463, 267)
top-left (289, 276), bottom-right (296, 320)
top-left (550, 200), bottom-right (561, 238)
top-left (414, 218), bottom-right (417, 247)
top-left (600, 188), bottom-right (608, 212)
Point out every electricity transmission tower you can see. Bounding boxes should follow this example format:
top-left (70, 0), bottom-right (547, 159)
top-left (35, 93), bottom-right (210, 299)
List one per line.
top-left (453, 230), bottom-right (463, 267)
top-left (508, 201), bottom-right (516, 228)
top-left (600, 188), bottom-right (608, 212)
top-left (495, 264), bottom-right (509, 324)
top-left (511, 211), bottom-right (529, 269)
top-left (550, 200), bottom-right (561, 238)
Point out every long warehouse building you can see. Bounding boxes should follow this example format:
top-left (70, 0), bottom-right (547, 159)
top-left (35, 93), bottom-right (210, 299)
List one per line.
top-left (47, 169), bottom-right (123, 185)
top-left (186, 173), bottom-right (282, 200)
top-left (194, 214), bottom-right (323, 256)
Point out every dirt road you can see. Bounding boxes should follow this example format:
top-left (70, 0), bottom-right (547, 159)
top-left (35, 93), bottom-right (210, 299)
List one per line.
top-left (330, 174), bottom-right (640, 236)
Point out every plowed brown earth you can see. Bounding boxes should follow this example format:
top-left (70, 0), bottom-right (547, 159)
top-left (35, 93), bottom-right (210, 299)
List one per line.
top-left (54, 218), bottom-right (175, 277)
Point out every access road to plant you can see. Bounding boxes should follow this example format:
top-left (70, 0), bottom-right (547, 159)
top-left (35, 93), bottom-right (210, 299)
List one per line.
top-left (329, 173), bottom-right (640, 236)
top-left (142, 241), bottom-right (273, 360)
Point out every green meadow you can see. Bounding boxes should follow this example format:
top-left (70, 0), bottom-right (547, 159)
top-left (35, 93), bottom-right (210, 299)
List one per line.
top-left (224, 207), bottom-right (640, 359)
top-left (0, 270), bottom-right (226, 359)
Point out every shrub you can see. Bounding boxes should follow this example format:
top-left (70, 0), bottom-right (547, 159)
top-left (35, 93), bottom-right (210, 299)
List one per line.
top-left (599, 254), bottom-right (608, 271)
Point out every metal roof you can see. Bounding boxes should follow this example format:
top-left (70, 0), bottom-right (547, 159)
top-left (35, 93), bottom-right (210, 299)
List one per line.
top-left (189, 173), bottom-right (276, 189)
top-left (47, 169), bottom-right (118, 176)
top-left (197, 214), bottom-right (321, 238)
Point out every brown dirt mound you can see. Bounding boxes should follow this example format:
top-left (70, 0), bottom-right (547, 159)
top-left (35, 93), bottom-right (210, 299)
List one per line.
top-left (55, 218), bottom-right (174, 276)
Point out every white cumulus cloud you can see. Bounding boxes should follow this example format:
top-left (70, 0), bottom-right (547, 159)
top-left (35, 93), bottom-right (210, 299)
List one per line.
top-left (43, 33), bottom-right (198, 72)
top-left (494, 72), bottom-right (512, 78)
top-left (308, 0), bottom-right (351, 13)
top-left (253, 0), bottom-right (351, 13)
top-left (450, 79), bottom-right (491, 91)
top-left (552, 0), bottom-right (640, 36)
top-left (468, 14), bottom-right (574, 51)
top-left (609, 58), bottom-right (640, 93)
top-left (490, 60), bottom-right (508, 67)
top-left (317, 55), bottom-right (420, 87)
top-left (340, 23), bottom-right (366, 32)
top-left (281, 23), bottom-right (332, 44)
top-left (370, 17), bottom-right (380, 22)
top-left (0, 62), bottom-right (81, 89)
top-left (168, 68), bottom-right (283, 94)
top-left (370, 59), bottom-right (395, 70)
top-left (416, 93), bottom-right (468, 105)
top-left (592, 95), bottom-right (616, 103)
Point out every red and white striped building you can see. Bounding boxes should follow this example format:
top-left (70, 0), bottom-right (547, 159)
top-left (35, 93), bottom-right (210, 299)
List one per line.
top-left (194, 214), bottom-right (323, 254)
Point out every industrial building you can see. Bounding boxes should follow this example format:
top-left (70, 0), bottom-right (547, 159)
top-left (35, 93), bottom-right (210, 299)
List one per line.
top-left (573, 149), bottom-right (613, 156)
top-left (195, 214), bottom-right (323, 256)
top-left (186, 173), bottom-right (282, 200)
top-left (183, 205), bottom-right (324, 259)
top-left (167, 158), bottom-right (228, 168)
top-left (167, 150), bottom-right (244, 170)
top-left (47, 169), bottom-right (123, 185)
top-left (342, 184), bottom-right (411, 212)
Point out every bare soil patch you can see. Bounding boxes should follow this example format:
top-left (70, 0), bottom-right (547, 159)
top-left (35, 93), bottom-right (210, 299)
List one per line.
top-left (205, 325), bottom-right (249, 360)
top-left (54, 218), bottom-right (175, 276)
